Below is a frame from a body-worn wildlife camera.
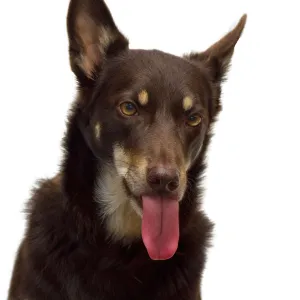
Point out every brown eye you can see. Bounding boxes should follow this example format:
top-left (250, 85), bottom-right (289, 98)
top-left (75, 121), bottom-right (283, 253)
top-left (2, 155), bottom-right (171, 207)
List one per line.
top-left (119, 101), bottom-right (138, 116)
top-left (186, 114), bottom-right (202, 127)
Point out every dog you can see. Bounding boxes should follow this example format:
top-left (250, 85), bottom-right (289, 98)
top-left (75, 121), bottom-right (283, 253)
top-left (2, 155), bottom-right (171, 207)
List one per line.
top-left (8, 0), bottom-right (246, 299)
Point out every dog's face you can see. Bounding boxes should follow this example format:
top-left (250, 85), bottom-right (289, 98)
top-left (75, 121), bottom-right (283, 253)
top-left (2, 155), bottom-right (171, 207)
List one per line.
top-left (90, 50), bottom-right (211, 203)
top-left (67, 0), bottom-right (246, 259)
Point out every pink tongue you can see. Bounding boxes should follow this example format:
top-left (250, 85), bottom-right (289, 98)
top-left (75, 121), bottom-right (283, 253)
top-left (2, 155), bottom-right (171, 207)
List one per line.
top-left (142, 196), bottom-right (179, 260)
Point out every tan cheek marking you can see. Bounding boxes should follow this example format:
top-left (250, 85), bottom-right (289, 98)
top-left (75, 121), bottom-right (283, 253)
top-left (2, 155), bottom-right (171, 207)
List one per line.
top-left (185, 159), bottom-right (191, 171)
top-left (113, 145), bottom-right (131, 177)
top-left (138, 90), bottom-right (149, 106)
top-left (183, 96), bottom-right (193, 111)
top-left (96, 167), bottom-right (142, 242)
top-left (107, 199), bottom-right (142, 241)
top-left (95, 123), bottom-right (101, 139)
top-left (131, 154), bottom-right (148, 177)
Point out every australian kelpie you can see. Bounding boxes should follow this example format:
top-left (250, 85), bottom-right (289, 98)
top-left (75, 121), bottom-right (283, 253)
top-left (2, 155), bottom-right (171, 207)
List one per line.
top-left (8, 0), bottom-right (246, 299)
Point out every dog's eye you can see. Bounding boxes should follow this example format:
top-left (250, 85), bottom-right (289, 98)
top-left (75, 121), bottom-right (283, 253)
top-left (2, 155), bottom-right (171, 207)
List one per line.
top-left (186, 114), bottom-right (202, 127)
top-left (119, 102), bottom-right (138, 116)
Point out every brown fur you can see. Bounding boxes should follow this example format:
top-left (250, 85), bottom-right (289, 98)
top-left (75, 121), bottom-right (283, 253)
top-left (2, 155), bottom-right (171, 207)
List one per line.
top-left (8, 1), bottom-right (246, 299)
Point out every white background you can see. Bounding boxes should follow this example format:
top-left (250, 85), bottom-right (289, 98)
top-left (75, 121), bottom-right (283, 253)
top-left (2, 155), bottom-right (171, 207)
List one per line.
top-left (0, 0), bottom-right (299, 299)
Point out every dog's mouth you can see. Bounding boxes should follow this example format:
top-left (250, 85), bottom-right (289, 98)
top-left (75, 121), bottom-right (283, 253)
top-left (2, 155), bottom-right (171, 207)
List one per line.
top-left (141, 195), bottom-right (179, 260)
top-left (122, 174), bottom-right (182, 260)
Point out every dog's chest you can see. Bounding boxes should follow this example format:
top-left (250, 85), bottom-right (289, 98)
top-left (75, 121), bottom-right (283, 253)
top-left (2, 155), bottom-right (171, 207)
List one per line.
top-left (62, 246), bottom-right (197, 300)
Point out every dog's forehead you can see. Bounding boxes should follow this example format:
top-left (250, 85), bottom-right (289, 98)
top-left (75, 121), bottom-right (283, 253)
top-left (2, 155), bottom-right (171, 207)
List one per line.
top-left (102, 50), bottom-right (209, 106)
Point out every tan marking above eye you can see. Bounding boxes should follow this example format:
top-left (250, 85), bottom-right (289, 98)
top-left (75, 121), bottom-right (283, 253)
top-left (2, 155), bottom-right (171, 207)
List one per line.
top-left (183, 96), bottom-right (193, 111)
top-left (138, 90), bottom-right (149, 106)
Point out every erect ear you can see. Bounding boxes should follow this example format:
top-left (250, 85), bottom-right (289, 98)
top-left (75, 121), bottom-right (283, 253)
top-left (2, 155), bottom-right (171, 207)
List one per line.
top-left (67, 0), bottom-right (129, 85)
top-left (185, 14), bottom-right (247, 83)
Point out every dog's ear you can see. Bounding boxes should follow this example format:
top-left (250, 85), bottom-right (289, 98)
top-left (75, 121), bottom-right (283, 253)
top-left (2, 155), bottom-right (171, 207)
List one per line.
top-left (185, 14), bottom-right (247, 83)
top-left (67, 0), bottom-right (128, 86)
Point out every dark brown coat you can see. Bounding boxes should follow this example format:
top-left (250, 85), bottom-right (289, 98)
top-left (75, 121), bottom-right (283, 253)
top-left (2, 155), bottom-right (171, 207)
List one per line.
top-left (8, 1), bottom-right (246, 299)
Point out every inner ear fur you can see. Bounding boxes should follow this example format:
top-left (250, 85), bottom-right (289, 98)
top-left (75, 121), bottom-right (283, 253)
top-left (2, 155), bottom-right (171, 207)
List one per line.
top-left (67, 0), bottom-right (129, 85)
top-left (185, 14), bottom-right (247, 83)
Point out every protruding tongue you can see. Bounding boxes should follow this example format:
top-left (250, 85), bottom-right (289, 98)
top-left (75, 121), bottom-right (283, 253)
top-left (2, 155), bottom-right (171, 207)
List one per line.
top-left (142, 196), bottom-right (179, 260)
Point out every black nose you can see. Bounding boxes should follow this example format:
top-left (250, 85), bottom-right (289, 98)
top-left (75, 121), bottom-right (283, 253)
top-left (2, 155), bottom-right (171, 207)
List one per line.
top-left (147, 167), bottom-right (179, 193)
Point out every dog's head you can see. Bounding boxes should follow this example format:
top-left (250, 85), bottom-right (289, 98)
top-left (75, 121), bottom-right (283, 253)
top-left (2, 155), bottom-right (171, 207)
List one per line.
top-left (67, 0), bottom-right (246, 259)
